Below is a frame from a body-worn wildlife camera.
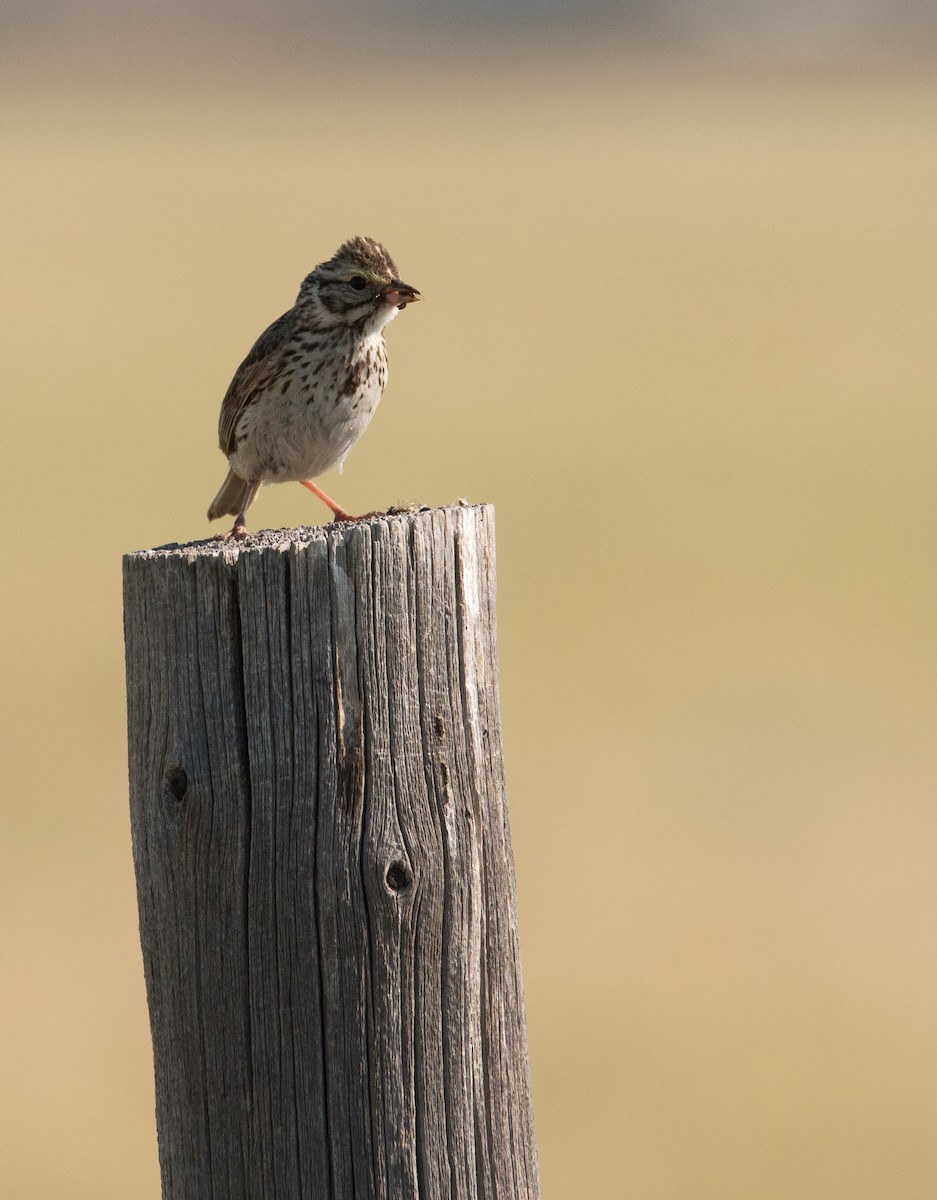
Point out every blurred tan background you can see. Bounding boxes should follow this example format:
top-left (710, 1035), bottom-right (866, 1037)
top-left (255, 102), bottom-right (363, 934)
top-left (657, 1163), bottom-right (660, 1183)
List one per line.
top-left (3, 6), bottom-right (937, 1196)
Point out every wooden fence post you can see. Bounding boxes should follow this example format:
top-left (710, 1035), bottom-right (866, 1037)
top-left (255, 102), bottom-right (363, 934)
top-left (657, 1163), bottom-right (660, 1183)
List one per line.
top-left (123, 504), bottom-right (541, 1200)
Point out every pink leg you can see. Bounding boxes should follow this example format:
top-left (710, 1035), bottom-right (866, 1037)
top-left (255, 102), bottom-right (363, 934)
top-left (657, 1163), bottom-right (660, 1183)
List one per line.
top-left (300, 479), bottom-right (380, 523)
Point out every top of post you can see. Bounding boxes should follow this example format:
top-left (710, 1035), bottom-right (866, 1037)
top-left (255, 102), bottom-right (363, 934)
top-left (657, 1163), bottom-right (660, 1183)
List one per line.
top-left (123, 503), bottom-right (493, 564)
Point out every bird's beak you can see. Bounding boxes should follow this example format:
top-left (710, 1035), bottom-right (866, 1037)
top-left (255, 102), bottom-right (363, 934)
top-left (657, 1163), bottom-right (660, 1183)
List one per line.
top-left (380, 280), bottom-right (421, 310)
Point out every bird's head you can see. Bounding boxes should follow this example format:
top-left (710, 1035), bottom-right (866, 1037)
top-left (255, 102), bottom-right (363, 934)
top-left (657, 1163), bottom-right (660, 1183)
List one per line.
top-left (298, 236), bottom-right (421, 332)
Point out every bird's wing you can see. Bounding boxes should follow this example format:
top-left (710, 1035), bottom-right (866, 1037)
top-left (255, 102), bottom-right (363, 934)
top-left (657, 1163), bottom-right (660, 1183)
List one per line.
top-left (218, 310), bottom-right (295, 455)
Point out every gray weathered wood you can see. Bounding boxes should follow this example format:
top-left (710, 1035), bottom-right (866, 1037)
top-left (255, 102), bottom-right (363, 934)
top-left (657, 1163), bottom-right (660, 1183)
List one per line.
top-left (123, 504), bottom-right (541, 1200)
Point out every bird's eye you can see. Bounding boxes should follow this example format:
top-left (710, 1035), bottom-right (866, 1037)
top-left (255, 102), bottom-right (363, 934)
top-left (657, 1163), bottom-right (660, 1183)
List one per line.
top-left (349, 276), bottom-right (368, 290)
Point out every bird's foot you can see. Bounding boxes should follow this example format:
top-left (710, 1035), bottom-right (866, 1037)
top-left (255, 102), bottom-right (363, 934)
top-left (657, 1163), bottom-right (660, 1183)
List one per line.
top-left (225, 519), bottom-right (249, 540)
top-left (330, 508), bottom-right (383, 523)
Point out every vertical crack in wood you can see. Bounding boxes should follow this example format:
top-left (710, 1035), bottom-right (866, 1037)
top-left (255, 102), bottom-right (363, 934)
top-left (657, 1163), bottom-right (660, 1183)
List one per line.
top-left (365, 525), bottom-right (391, 1197)
top-left (229, 556), bottom-right (256, 1195)
top-left (185, 563), bottom-right (217, 1200)
top-left (310, 573), bottom-right (334, 1199)
top-left (404, 518), bottom-right (436, 1200)
top-left (301, 541), bottom-right (339, 1200)
top-left (172, 558), bottom-right (216, 1195)
top-left (385, 522), bottom-right (422, 1200)
top-left (279, 549), bottom-right (307, 1200)
top-left (271, 556), bottom-right (287, 1195)
top-left (354, 526), bottom-right (384, 1199)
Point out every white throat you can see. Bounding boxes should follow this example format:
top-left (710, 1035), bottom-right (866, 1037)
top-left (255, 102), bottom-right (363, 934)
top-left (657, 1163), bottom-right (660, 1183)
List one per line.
top-left (362, 300), bottom-right (399, 337)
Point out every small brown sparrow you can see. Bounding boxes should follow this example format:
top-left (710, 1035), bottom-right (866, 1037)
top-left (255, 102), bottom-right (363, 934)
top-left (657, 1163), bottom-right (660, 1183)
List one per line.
top-left (207, 236), bottom-right (420, 538)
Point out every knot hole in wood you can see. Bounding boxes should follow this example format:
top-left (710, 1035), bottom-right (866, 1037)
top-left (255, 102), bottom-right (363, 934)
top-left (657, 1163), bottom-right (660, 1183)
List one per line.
top-left (165, 765), bottom-right (189, 804)
top-left (385, 859), bottom-right (414, 895)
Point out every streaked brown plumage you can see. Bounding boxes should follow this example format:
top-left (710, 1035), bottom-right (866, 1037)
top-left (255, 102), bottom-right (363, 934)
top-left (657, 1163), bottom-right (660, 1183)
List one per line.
top-left (207, 236), bottom-right (420, 538)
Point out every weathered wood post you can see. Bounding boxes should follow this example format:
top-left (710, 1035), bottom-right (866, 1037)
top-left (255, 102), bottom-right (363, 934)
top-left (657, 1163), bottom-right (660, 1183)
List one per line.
top-left (123, 504), bottom-right (540, 1200)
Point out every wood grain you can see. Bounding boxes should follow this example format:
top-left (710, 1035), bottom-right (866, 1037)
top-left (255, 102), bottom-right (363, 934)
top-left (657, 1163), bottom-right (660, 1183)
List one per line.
top-left (123, 505), bottom-right (541, 1200)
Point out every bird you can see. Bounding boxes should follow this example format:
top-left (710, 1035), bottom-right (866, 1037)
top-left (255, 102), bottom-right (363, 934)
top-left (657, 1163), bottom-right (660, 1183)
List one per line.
top-left (207, 236), bottom-right (420, 538)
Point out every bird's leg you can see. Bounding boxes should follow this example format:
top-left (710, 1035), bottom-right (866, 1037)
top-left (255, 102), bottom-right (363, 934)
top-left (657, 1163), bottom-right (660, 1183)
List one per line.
top-left (227, 479), bottom-right (261, 539)
top-left (299, 478), bottom-right (379, 523)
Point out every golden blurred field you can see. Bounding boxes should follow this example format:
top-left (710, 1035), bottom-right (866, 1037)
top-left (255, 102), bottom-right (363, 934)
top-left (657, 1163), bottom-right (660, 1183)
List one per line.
top-left (2, 46), bottom-right (937, 1198)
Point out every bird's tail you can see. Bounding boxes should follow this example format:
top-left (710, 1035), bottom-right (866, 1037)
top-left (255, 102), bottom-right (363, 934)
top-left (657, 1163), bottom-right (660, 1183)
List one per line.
top-left (207, 468), bottom-right (252, 521)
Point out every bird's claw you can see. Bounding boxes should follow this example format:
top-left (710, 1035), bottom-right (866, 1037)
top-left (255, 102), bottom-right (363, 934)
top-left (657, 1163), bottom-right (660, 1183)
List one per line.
top-left (330, 509), bottom-right (383, 523)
